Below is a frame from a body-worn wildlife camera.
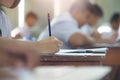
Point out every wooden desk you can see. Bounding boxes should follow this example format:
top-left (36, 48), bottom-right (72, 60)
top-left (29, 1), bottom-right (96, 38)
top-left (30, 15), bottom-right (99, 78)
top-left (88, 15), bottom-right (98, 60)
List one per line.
top-left (39, 46), bottom-right (120, 80)
top-left (39, 55), bottom-right (104, 66)
top-left (79, 44), bottom-right (120, 65)
top-left (103, 47), bottom-right (120, 65)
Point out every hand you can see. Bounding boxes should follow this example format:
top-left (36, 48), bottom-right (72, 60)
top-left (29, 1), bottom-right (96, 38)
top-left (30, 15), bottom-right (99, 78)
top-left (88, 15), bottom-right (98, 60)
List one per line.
top-left (20, 37), bottom-right (62, 69)
top-left (23, 37), bottom-right (63, 69)
top-left (35, 36), bottom-right (63, 54)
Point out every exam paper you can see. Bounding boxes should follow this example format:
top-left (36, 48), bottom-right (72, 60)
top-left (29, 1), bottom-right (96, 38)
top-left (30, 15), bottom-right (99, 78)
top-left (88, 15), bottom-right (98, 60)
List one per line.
top-left (55, 48), bottom-right (108, 56)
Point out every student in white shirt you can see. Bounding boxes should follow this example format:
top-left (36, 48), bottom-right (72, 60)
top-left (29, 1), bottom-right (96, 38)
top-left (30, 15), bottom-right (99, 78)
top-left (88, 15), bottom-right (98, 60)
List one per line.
top-left (0, 0), bottom-right (62, 69)
top-left (98, 13), bottom-right (120, 43)
top-left (80, 4), bottom-right (103, 38)
top-left (12, 12), bottom-right (38, 39)
top-left (39, 0), bottom-right (94, 49)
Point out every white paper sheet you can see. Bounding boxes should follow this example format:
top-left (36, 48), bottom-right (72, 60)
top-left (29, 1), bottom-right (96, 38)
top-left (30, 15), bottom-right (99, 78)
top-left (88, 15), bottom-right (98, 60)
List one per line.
top-left (55, 48), bottom-right (108, 56)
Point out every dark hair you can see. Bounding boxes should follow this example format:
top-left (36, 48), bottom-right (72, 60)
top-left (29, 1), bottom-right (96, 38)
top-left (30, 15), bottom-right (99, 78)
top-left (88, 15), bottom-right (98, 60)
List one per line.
top-left (89, 4), bottom-right (103, 17)
top-left (110, 13), bottom-right (120, 22)
top-left (25, 12), bottom-right (38, 20)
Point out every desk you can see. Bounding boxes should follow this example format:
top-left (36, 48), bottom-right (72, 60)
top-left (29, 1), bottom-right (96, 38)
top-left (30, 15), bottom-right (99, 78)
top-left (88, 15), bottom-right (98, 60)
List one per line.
top-left (79, 43), bottom-right (120, 65)
top-left (34, 66), bottom-right (111, 80)
top-left (39, 55), bottom-right (104, 66)
top-left (103, 47), bottom-right (120, 65)
top-left (39, 46), bottom-right (120, 80)
top-left (0, 44), bottom-right (120, 80)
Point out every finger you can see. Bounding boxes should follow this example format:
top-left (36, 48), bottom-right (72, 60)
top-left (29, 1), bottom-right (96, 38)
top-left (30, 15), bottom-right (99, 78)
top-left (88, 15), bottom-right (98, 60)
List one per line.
top-left (55, 47), bottom-right (60, 53)
top-left (50, 36), bottom-right (63, 48)
top-left (56, 41), bottom-right (63, 47)
top-left (53, 38), bottom-right (63, 47)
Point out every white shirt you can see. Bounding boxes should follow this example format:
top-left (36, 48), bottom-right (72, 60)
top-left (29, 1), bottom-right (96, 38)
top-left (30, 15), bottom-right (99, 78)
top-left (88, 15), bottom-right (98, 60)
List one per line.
top-left (80, 24), bottom-right (94, 36)
top-left (38, 12), bottom-right (82, 49)
top-left (12, 25), bottom-right (32, 37)
top-left (0, 10), bottom-right (11, 38)
top-left (99, 23), bottom-right (116, 39)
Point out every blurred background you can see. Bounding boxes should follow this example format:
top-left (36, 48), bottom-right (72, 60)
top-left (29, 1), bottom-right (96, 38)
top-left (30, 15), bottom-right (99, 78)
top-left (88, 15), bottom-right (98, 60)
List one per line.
top-left (3, 0), bottom-right (120, 38)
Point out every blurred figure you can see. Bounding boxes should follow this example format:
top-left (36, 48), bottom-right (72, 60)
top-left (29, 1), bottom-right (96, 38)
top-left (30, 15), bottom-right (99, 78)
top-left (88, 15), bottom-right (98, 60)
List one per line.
top-left (12, 12), bottom-right (38, 40)
top-left (80, 4), bottom-right (103, 38)
top-left (39, 0), bottom-right (93, 49)
top-left (98, 13), bottom-right (120, 43)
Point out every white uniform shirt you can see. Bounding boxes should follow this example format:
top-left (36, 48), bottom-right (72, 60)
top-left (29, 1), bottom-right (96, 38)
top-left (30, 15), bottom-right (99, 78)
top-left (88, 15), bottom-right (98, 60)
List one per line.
top-left (0, 10), bottom-right (11, 38)
top-left (12, 25), bottom-right (32, 37)
top-left (80, 24), bottom-right (94, 36)
top-left (99, 23), bottom-right (116, 39)
top-left (38, 12), bottom-right (82, 49)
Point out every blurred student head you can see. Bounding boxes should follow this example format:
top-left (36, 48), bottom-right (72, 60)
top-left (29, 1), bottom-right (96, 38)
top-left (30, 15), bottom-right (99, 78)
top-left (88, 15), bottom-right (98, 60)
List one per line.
top-left (110, 13), bottom-right (120, 30)
top-left (0, 0), bottom-right (20, 8)
top-left (69, 0), bottom-right (92, 27)
top-left (25, 12), bottom-right (38, 28)
top-left (88, 4), bottom-right (103, 27)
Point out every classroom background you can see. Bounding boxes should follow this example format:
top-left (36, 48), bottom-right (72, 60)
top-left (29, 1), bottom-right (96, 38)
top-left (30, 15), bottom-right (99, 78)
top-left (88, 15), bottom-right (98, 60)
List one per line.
top-left (3, 0), bottom-right (120, 38)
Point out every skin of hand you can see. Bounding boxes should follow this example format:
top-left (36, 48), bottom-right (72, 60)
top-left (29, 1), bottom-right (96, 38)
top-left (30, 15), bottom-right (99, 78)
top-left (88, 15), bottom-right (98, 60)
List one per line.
top-left (69, 32), bottom-right (94, 48)
top-left (35, 36), bottom-right (63, 54)
top-left (0, 37), bottom-right (63, 69)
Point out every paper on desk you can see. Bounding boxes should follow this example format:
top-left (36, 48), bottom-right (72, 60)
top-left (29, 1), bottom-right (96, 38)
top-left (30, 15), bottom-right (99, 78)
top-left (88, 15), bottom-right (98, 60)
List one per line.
top-left (34, 66), bottom-right (111, 80)
top-left (55, 48), bottom-right (108, 56)
top-left (86, 48), bottom-right (108, 53)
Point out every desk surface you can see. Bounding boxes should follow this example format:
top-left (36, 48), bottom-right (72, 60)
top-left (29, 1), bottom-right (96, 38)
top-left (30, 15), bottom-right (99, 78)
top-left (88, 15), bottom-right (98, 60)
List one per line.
top-left (38, 47), bottom-right (120, 80)
top-left (0, 66), bottom-right (111, 80)
top-left (34, 66), bottom-right (111, 80)
top-left (39, 55), bottom-right (104, 66)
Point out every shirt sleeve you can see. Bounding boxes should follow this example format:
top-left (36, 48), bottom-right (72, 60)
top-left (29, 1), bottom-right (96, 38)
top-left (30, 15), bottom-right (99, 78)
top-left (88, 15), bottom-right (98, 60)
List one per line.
top-left (52, 21), bottom-right (80, 43)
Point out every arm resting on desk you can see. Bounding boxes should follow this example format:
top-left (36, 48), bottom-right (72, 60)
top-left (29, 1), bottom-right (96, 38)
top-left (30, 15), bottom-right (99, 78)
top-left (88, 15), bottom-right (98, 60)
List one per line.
top-left (69, 32), bottom-right (94, 47)
top-left (0, 37), bottom-right (62, 68)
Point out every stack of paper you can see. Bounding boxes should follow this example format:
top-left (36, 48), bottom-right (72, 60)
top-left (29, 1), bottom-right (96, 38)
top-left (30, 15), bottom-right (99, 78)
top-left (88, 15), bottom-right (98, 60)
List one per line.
top-left (55, 48), bottom-right (108, 56)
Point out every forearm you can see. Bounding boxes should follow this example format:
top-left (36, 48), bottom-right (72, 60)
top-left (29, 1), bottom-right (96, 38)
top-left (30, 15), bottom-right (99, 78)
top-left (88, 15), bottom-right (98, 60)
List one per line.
top-left (0, 37), bottom-right (37, 68)
top-left (96, 38), bottom-right (113, 43)
top-left (0, 51), bottom-right (15, 66)
top-left (0, 37), bottom-right (34, 54)
top-left (69, 33), bottom-right (95, 47)
top-left (0, 37), bottom-right (61, 68)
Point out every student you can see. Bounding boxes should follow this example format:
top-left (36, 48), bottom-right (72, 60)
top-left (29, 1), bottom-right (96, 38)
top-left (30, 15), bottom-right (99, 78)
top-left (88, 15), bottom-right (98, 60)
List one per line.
top-left (39, 0), bottom-right (94, 49)
top-left (80, 4), bottom-right (103, 38)
top-left (98, 13), bottom-right (120, 43)
top-left (0, 0), bottom-right (62, 69)
top-left (12, 12), bottom-right (38, 40)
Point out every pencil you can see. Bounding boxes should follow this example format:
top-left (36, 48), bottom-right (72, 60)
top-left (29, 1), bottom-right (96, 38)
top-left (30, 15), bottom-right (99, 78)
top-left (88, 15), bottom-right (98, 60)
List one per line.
top-left (48, 13), bottom-right (52, 37)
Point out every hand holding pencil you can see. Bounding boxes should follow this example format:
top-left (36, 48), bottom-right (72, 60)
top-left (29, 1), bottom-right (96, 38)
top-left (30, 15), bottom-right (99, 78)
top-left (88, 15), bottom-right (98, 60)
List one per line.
top-left (34, 13), bottom-right (63, 54)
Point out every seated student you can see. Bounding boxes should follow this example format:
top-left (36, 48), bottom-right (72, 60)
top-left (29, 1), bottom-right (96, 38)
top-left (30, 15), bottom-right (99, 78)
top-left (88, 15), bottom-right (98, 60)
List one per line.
top-left (0, 0), bottom-right (62, 69)
top-left (98, 13), bottom-right (120, 43)
top-left (39, 0), bottom-right (94, 49)
top-left (80, 4), bottom-right (103, 39)
top-left (12, 12), bottom-right (38, 40)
